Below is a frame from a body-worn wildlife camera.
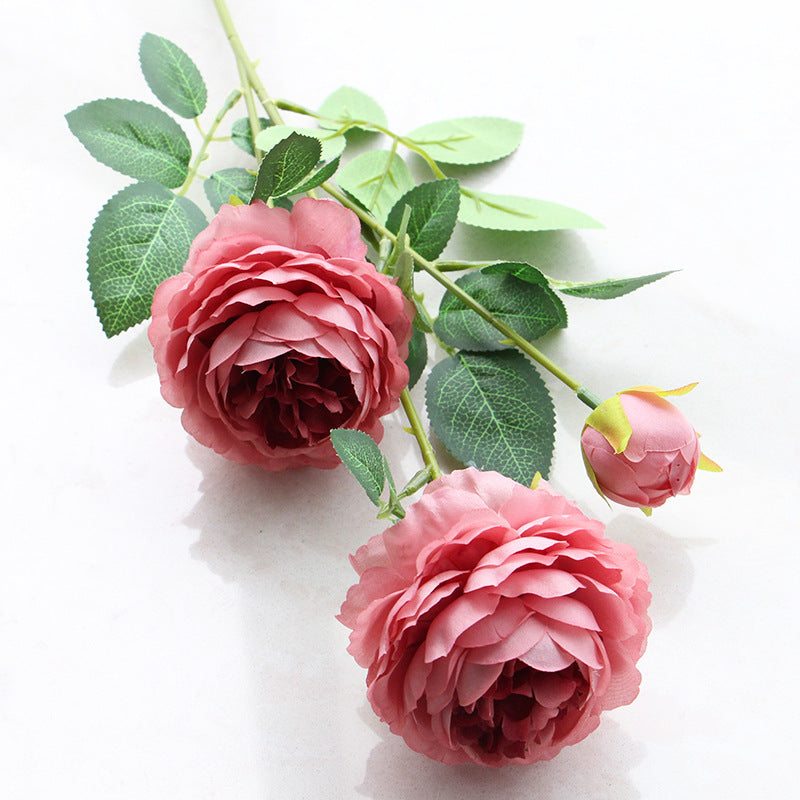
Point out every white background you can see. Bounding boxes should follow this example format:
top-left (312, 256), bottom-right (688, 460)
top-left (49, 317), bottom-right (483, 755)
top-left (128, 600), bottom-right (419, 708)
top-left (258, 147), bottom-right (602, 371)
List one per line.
top-left (2, 0), bottom-right (798, 797)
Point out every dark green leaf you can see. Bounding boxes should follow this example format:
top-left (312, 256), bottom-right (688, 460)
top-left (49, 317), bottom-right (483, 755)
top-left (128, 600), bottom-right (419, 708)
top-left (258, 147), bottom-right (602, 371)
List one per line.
top-left (88, 182), bottom-right (207, 337)
top-left (330, 428), bottom-right (387, 505)
top-left (231, 117), bottom-right (272, 155)
top-left (255, 125), bottom-right (346, 162)
top-left (290, 156), bottom-right (340, 195)
top-left (405, 326), bottom-right (428, 389)
top-left (66, 98), bottom-right (191, 188)
top-left (204, 168), bottom-right (256, 212)
top-left (458, 188), bottom-right (602, 231)
top-left (554, 270), bottom-right (678, 299)
top-left (435, 263), bottom-right (567, 351)
top-left (317, 86), bottom-right (387, 131)
top-left (406, 117), bottom-right (523, 165)
top-left (139, 33), bottom-right (207, 118)
top-left (426, 350), bottom-right (555, 484)
top-left (386, 179), bottom-right (460, 261)
top-left (250, 132), bottom-right (321, 202)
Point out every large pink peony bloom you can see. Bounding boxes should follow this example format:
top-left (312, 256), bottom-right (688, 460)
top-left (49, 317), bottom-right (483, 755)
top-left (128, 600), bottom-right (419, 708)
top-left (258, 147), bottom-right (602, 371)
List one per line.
top-left (339, 468), bottom-right (651, 766)
top-left (580, 385), bottom-right (717, 510)
top-left (149, 198), bottom-right (412, 470)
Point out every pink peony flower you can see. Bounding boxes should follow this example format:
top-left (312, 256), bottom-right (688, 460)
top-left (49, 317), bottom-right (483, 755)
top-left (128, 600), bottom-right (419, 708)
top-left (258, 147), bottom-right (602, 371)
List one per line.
top-left (339, 468), bottom-right (651, 766)
top-left (581, 384), bottom-right (720, 511)
top-left (148, 198), bottom-right (412, 470)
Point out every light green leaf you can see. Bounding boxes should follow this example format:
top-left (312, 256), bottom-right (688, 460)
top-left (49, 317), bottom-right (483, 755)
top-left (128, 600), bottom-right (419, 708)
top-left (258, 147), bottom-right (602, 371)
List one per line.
top-left (426, 350), bottom-right (555, 484)
top-left (231, 117), bottom-right (272, 155)
top-left (405, 326), bottom-right (428, 390)
top-left (330, 428), bottom-right (387, 505)
top-left (406, 117), bottom-right (523, 165)
top-left (386, 179), bottom-right (461, 261)
top-left (336, 150), bottom-right (415, 223)
top-left (65, 98), bottom-right (192, 188)
top-left (254, 125), bottom-right (346, 162)
top-left (317, 86), bottom-right (387, 131)
top-left (204, 168), bottom-right (256, 212)
top-left (250, 132), bottom-right (321, 202)
top-left (553, 270), bottom-right (678, 299)
top-left (458, 188), bottom-right (602, 231)
top-left (139, 33), bottom-right (207, 118)
top-left (87, 182), bottom-right (207, 337)
top-left (435, 264), bottom-right (567, 352)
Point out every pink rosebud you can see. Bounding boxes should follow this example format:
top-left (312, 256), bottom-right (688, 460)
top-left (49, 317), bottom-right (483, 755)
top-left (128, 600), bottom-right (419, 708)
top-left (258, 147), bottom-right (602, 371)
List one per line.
top-left (148, 198), bottom-right (413, 470)
top-left (581, 384), bottom-right (720, 511)
top-left (339, 468), bottom-right (651, 766)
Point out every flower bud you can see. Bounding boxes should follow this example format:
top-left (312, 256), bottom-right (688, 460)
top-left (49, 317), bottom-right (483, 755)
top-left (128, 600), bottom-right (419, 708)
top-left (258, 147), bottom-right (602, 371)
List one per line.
top-left (580, 384), bottom-right (720, 512)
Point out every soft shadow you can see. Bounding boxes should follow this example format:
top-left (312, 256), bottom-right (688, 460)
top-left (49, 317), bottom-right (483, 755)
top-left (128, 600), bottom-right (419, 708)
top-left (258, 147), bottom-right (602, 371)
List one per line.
top-left (446, 226), bottom-right (598, 279)
top-left (108, 324), bottom-right (155, 387)
top-left (605, 515), bottom-right (710, 626)
top-left (357, 705), bottom-right (644, 800)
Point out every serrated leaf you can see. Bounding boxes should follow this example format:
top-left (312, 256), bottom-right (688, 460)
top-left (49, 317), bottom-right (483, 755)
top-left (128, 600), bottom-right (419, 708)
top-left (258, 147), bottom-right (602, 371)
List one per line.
top-left (458, 188), bottom-right (602, 231)
top-left (426, 350), bottom-right (555, 484)
top-left (88, 181), bottom-right (207, 337)
top-left (250, 133), bottom-right (321, 202)
top-left (386, 179), bottom-right (460, 262)
top-left (483, 261), bottom-right (568, 326)
top-left (336, 150), bottom-right (415, 223)
top-left (254, 125), bottom-right (346, 162)
top-left (330, 428), bottom-right (387, 505)
top-left (66, 98), bottom-right (191, 188)
top-left (204, 168), bottom-right (256, 212)
top-left (406, 326), bottom-right (428, 390)
top-left (231, 117), bottom-right (272, 155)
top-left (435, 265), bottom-right (567, 351)
top-left (139, 33), bottom-right (207, 119)
top-left (290, 156), bottom-right (340, 195)
top-left (317, 86), bottom-right (387, 131)
top-left (554, 270), bottom-right (678, 299)
top-left (406, 117), bottom-right (523, 165)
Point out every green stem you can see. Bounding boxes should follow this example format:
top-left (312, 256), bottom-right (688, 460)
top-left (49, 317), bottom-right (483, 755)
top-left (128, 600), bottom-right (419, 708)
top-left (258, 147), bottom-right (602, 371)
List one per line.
top-left (211, 0), bottom-right (598, 410)
top-left (322, 183), bottom-right (597, 407)
top-left (236, 58), bottom-right (263, 161)
top-left (177, 88), bottom-right (242, 196)
top-left (400, 389), bottom-right (442, 481)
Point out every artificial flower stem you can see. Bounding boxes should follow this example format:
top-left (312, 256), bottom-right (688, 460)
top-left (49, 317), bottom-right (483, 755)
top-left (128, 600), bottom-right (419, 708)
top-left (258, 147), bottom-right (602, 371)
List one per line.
top-left (322, 181), bottom-right (598, 408)
top-left (177, 89), bottom-right (242, 196)
top-left (400, 389), bottom-right (442, 481)
top-left (236, 58), bottom-right (263, 161)
top-left (211, 1), bottom-right (598, 410)
top-left (212, 0), bottom-right (283, 126)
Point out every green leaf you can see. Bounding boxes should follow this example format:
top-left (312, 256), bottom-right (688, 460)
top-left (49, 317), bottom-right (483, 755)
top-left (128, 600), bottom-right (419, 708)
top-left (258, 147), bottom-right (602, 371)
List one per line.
top-left (66, 98), bottom-right (191, 188)
top-left (250, 132), bottom-right (321, 202)
top-left (554, 270), bottom-right (678, 299)
top-left (484, 261), bottom-right (568, 326)
top-left (254, 125), bottom-right (346, 162)
top-left (290, 156), bottom-right (340, 195)
top-left (87, 181), bottom-right (207, 337)
top-left (435, 264), bottom-right (567, 351)
top-left (386, 179), bottom-right (461, 261)
top-left (426, 350), bottom-right (555, 484)
top-left (317, 86), bottom-right (387, 131)
top-left (330, 428), bottom-right (387, 505)
top-left (406, 117), bottom-right (523, 165)
top-left (405, 326), bottom-right (428, 389)
top-left (336, 149), bottom-right (415, 223)
top-left (458, 188), bottom-right (602, 231)
top-left (204, 168), bottom-right (256, 213)
top-left (139, 33), bottom-right (207, 119)
top-left (231, 117), bottom-right (272, 155)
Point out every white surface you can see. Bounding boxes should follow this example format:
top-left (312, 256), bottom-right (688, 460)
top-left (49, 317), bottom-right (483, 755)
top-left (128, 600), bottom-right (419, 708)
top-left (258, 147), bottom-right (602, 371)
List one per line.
top-left (2, 0), bottom-right (798, 797)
